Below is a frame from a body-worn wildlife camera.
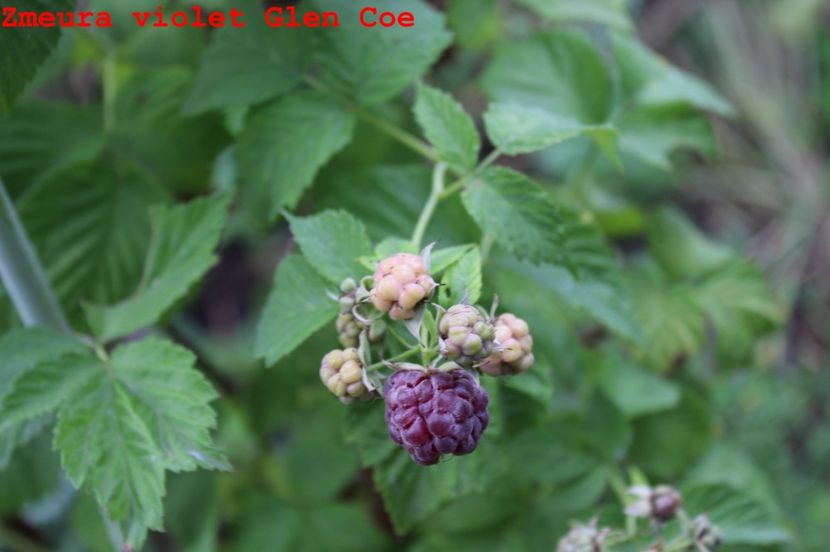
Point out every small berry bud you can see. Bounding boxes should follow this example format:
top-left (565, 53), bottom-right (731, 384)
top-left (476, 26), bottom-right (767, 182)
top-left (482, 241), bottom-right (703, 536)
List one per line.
top-left (371, 253), bottom-right (436, 320)
top-left (339, 277), bottom-right (357, 293)
top-left (479, 313), bottom-right (534, 376)
top-left (320, 348), bottom-right (370, 404)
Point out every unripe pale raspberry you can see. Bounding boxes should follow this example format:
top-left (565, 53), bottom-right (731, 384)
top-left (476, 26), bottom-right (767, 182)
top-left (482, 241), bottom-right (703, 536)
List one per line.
top-left (479, 313), bottom-right (534, 376)
top-left (371, 253), bottom-right (436, 320)
top-left (319, 348), bottom-right (369, 404)
top-left (438, 305), bottom-right (496, 367)
top-left (336, 312), bottom-right (362, 348)
top-left (384, 369), bottom-right (489, 465)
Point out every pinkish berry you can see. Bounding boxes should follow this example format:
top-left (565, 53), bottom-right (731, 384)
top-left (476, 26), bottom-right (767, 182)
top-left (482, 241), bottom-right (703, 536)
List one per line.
top-left (320, 348), bottom-right (369, 404)
top-left (438, 304), bottom-right (495, 367)
top-left (479, 313), bottom-right (534, 376)
top-left (384, 368), bottom-right (489, 465)
top-left (371, 253), bottom-right (436, 321)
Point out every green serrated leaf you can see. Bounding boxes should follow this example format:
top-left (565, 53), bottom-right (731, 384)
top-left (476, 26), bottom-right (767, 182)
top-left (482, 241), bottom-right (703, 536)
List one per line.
top-left (237, 92), bottom-right (355, 224)
top-left (487, 251), bottom-right (638, 342)
top-left (0, 0), bottom-right (74, 114)
top-left (287, 210), bottom-right (373, 284)
top-left (54, 338), bottom-right (227, 548)
top-left (255, 254), bottom-right (337, 366)
top-left (183, 0), bottom-right (311, 114)
top-left (516, 0), bottom-right (632, 30)
top-left (483, 102), bottom-right (619, 165)
top-left (375, 238), bottom-right (419, 260)
top-left (482, 30), bottom-right (613, 124)
top-left (311, 0), bottom-right (452, 105)
top-left (612, 32), bottom-right (735, 117)
top-left (19, 162), bottom-right (166, 325)
top-left (0, 353), bottom-right (97, 430)
top-left (414, 83), bottom-right (480, 173)
top-left (682, 484), bottom-right (791, 545)
top-left (57, 377), bottom-right (165, 548)
top-left (627, 266), bottom-right (705, 370)
top-left (441, 247), bottom-right (482, 305)
top-left (110, 339), bottom-right (229, 472)
top-left (430, 244), bottom-right (475, 275)
top-left (462, 167), bottom-right (563, 265)
top-left (84, 193), bottom-right (229, 341)
top-left (597, 353), bottom-right (679, 418)
top-left (617, 105), bottom-right (715, 171)
top-left (0, 327), bottom-right (85, 465)
top-left (0, 103), bottom-right (104, 195)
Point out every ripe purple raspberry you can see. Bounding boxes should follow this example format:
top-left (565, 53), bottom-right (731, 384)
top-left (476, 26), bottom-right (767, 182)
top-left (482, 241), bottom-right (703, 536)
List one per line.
top-left (479, 313), bottom-right (534, 376)
top-left (384, 368), bottom-right (489, 465)
top-left (370, 253), bottom-right (436, 320)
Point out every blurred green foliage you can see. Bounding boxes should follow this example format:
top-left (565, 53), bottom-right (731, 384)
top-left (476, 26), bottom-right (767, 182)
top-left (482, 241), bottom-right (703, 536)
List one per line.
top-left (0, 0), bottom-right (827, 550)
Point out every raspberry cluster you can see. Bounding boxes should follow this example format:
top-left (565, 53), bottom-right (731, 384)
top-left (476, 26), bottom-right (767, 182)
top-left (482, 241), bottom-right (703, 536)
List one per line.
top-left (370, 252), bottom-right (436, 320)
top-left (317, 250), bottom-right (534, 466)
top-left (384, 368), bottom-right (489, 465)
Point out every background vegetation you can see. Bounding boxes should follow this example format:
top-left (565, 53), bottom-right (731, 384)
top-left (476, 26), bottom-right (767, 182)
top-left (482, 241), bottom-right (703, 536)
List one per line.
top-left (0, 0), bottom-right (828, 550)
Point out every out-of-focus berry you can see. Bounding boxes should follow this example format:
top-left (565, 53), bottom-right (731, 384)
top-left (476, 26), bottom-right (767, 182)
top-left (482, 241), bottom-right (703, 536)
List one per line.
top-left (556, 519), bottom-right (611, 552)
top-left (625, 485), bottom-right (682, 523)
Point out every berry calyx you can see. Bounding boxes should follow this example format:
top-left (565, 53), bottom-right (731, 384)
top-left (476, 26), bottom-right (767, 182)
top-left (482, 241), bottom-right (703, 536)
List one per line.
top-left (319, 348), bottom-right (370, 404)
top-left (438, 304), bottom-right (495, 367)
top-left (370, 253), bottom-right (436, 320)
top-left (556, 519), bottom-right (611, 552)
top-left (384, 368), bottom-right (489, 465)
top-left (479, 313), bottom-right (534, 376)
top-left (625, 485), bottom-right (682, 523)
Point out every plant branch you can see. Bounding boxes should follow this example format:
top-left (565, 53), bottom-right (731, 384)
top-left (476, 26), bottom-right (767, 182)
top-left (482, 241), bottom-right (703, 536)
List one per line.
top-left (439, 148), bottom-right (502, 200)
top-left (0, 180), bottom-right (70, 333)
top-left (303, 75), bottom-right (438, 163)
top-left (367, 347), bottom-right (421, 371)
top-left (412, 163), bottom-right (447, 248)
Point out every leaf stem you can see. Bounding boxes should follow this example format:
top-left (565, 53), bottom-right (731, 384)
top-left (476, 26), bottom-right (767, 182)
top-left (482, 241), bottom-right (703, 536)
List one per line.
top-left (102, 53), bottom-right (118, 134)
top-left (412, 163), bottom-right (447, 248)
top-left (0, 180), bottom-right (70, 333)
top-left (439, 148), bottom-right (502, 200)
top-left (367, 347), bottom-right (420, 371)
top-left (303, 75), bottom-right (438, 163)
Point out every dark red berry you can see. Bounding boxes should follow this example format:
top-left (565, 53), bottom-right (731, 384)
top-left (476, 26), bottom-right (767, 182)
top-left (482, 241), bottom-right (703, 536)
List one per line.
top-left (650, 487), bottom-right (682, 522)
top-left (384, 369), bottom-right (489, 466)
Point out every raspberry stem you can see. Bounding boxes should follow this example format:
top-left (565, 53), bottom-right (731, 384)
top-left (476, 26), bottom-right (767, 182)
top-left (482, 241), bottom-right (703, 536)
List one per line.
top-left (412, 162), bottom-right (447, 248)
top-left (366, 347), bottom-right (421, 371)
